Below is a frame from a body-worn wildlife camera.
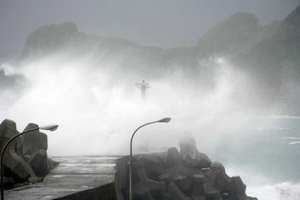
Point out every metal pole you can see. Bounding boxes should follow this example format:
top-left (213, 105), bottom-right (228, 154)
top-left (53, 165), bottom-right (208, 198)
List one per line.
top-left (0, 127), bottom-right (39, 200)
top-left (129, 118), bottom-right (170, 200)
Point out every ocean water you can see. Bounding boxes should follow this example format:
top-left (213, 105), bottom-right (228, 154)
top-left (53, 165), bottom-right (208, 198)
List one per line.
top-left (226, 165), bottom-right (300, 200)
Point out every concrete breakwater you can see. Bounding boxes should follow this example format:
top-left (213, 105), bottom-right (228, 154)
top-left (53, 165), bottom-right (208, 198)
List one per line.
top-left (1, 123), bottom-right (258, 200)
top-left (115, 137), bottom-right (258, 200)
top-left (5, 152), bottom-right (258, 200)
top-left (50, 142), bottom-right (258, 200)
top-left (54, 183), bottom-right (116, 200)
top-left (5, 156), bottom-right (117, 200)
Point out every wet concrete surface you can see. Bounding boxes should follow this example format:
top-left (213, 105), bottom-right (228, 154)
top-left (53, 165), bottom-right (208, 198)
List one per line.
top-left (5, 156), bottom-right (119, 200)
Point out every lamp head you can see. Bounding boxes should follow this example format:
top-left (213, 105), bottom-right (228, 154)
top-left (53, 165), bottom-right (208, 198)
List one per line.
top-left (39, 124), bottom-right (59, 132)
top-left (157, 117), bottom-right (171, 123)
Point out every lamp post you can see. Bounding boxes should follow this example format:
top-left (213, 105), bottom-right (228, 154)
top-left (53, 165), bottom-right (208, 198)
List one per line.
top-left (0, 124), bottom-right (58, 200)
top-left (129, 117), bottom-right (171, 200)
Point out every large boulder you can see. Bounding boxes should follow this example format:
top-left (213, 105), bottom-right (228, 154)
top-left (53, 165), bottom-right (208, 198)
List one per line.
top-left (115, 136), bottom-right (257, 200)
top-left (0, 119), bottom-right (58, 188)
top-left (23, 123), bottom-right (50, 177)
top-left (0, 119), bottom-right (19, 147)
top-left (0, 120), bottom-right (34, 181)
top-left (179, 136), bottom-right (212, 169)
top-left (28, 150), bottom-right (49, 177)
top-left (23, 123), bottom-right (48, 155)
top-left (166, 147), bottom-right (182, 167)
top-left (211, 162), bottom-right (232, 192)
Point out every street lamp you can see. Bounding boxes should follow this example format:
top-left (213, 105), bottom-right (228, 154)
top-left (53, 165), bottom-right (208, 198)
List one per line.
top-left (0, 124), bottom-right (58, 200)
top-left (129, 117), bottom-right (171, 200)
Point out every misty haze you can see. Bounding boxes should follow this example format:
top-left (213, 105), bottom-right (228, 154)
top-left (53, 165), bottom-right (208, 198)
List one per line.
top-left (1, 1), bottom-right (300, 200)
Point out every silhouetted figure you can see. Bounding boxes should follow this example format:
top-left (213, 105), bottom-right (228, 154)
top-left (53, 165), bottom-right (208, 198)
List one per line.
top-left (136, 80), bottom-right (150, 99)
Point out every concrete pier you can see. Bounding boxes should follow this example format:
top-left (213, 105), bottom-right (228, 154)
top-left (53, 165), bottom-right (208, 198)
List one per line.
top-left (5, 156), bottom-right (118, 200)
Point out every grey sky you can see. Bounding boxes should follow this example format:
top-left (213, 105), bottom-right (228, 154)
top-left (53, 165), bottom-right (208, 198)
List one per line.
top-left (0, 0), bottom-right (299, 57)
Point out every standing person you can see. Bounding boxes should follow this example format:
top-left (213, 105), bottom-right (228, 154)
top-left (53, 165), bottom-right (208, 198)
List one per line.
top-left (136, 80), bottom-right (150, 99)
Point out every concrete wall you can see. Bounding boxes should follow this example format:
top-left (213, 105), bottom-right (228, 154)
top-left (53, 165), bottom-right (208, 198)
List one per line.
top-left (54, 183), bottom-right (116, 200)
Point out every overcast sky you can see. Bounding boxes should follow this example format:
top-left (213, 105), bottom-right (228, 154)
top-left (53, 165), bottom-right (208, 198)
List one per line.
top-left (0, 0), bottom-right (299, 57)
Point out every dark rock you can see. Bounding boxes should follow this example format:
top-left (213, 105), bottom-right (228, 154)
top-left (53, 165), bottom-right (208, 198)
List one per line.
top-left (133, 158), bottom-right (165, 195)
top-left (159, 165), bottom-right (202, 183)
top-left (22, 123), bottom-right (50, 176)
top-left (179, 136), bottom-right (211, 168)
top-left (190, 173), bottom-right (205, 196)
top-left (0, 119), bottom-right (58, 188)
top-left (168, 182), bottom-right (191, 200)
top-left (115, 151), bottom-right (256, 200)
top-left (0, 119), bottom-right (18, 143)
top-left (139, 154), bottom-right (165, 181)
top-left (194, 152), bottom-right (212, 168)
top-left (23, 123), bottom-right (48, 155)
top-left (166, 147), bottom-right (182, 167)
top-left (175, 176), bottom-right (193, 194)
top-left (0, 120), bottom-right (33, 180)
top-left (114, 137), bottom-right (257, 200)
top-left (29, 150), bottom-right (49, 177)
top-left (202, 168), bottom-right (217, 188)
top-left (211, 162), bottom-right (231, 192)
top-left (202, 182), bottom-right (220, 198)
top-left (131, 162), bottom-right (165, 200)
top-left (229, 176), bottom-right (247, 200)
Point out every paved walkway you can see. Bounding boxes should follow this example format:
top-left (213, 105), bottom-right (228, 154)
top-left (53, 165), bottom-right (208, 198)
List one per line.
top-left (5, 156), bottom-right (118, 200)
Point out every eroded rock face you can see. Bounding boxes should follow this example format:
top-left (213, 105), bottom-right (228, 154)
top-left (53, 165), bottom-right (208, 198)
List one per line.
top-left (0, 119), bottom-right (58, 188)
top-left (115, 137), bottom-right (257, 200)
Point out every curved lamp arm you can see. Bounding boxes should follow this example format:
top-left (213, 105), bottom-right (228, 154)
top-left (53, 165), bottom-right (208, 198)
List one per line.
top-left (130, 121), bottom-right (158, 156)
top-left (129, 117), bottom-right (171, 200)
top-left (130, 117), bottom-right (171, 154)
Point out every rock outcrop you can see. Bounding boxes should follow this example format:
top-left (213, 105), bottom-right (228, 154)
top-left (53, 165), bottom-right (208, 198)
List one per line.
top-left (115, 137), bottom-right (257, 200)
top-left (0, 119), bottom-right (59, 188)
